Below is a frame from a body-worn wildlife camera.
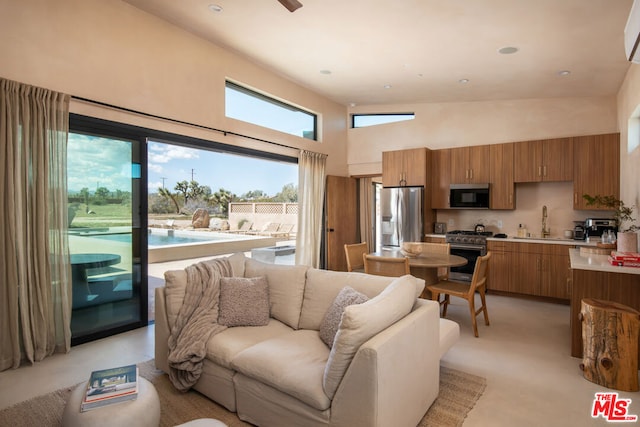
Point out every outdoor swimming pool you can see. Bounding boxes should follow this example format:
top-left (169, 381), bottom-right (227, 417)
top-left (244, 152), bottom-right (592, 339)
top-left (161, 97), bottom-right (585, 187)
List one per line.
top-left (88, 232), bottom-right (218, 246)
top-left (71, 228), bottom-right (280, 262)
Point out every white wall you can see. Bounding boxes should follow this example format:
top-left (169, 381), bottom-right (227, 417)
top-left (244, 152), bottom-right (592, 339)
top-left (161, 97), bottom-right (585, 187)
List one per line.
top-left (0, 0), bottom-right (349, 176)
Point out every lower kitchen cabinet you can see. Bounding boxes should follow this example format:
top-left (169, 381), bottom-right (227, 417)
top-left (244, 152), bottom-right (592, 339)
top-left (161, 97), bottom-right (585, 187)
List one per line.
top-left (487, 241), bottom-right (572, 299)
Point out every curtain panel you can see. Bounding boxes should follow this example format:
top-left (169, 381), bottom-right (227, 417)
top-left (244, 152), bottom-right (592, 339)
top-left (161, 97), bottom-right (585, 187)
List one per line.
top-left (358, 177), bottom-right (374, 253)
top-left (0, 78), bottom-right (71, 371)
top-left (295, 150), bottom-right (327, 268)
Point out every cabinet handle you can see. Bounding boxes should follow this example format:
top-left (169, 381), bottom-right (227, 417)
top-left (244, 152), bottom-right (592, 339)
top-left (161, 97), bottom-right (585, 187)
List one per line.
top-left (470, 169), bottom-right (474, 180)
top-left (465, 169), bottom-right (469, 179)
top-left (574, 192), bottom-right (578, 204)
top-left (543, 165), bottom-right (547, 177)
top-left (538, 166), bottom-right (542, 177)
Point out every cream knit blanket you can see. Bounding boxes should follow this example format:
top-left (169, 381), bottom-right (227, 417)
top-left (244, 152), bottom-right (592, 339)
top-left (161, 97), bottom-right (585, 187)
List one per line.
top-left (167, 258), bottom-right (232, 391)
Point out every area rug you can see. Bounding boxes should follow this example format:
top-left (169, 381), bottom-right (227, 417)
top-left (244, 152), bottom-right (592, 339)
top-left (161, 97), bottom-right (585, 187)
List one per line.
top-left (0, 360), bottom-right (486, 427)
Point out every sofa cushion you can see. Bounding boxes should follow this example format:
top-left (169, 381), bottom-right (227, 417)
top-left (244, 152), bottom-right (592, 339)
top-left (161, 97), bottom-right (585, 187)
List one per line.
top-left (299, 269), bottom-right (425, 331)
top-left (318, 286), bottom-right (369, 348)
top-left (244, 258), bottom-right (308, 329)
top-left (218, 276), bottom-right (270, 327)
top-left (164, 253), bottom-right (247, 330)
top-left (164, 269), bottom-right (188, 330)
top-left (322, 275), bottom-right (417, 400)
top-left (206, 319), bottom-right (293, 369)
top-left (231, 330), bottom-right (331, 411)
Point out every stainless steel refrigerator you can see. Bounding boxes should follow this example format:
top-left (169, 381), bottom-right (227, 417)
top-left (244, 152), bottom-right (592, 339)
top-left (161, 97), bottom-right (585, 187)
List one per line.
top-left (380, 186), bottom-right (424, 247)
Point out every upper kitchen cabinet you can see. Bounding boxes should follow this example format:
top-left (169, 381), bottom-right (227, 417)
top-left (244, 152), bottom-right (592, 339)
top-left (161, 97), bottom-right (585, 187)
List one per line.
top-left (382, 148), bottom-right (427, 187)
top-left (431, 149), bottom-right (451, 209)
top-left (489, 143), bottom-right (515, 209)
top-left (514, 138), bottom-right (573, 182)
top-left (572, 133), bottom-right (620, 209)
top-left (450, 145), bottom-right (490, 184)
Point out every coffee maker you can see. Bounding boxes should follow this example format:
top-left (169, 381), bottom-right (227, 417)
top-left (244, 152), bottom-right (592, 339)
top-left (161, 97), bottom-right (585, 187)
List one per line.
top-left (584, 218), bottom-right (617, 240)
top-left (573, 221), bottom-right (586, 240)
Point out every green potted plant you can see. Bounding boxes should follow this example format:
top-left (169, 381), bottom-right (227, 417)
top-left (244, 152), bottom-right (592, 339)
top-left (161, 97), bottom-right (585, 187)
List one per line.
top-left (583, 194), bottom-right (639, 252)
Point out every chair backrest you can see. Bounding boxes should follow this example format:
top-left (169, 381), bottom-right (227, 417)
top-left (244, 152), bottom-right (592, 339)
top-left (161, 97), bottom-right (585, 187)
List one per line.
top-left (363, 254), bottom-right (410, 277)
top-left (344, 242), bottom-right (368, 272)
top-left (468, 252), bottom-right (492, 296)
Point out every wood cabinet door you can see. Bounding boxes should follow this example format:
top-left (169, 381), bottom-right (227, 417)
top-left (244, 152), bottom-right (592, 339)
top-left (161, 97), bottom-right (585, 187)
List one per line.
top-left (382, 150), bottom-right (404, 187)
top-left (542, 138), bottom-right (573, 182)
top-left (540, 244), bottom-right (572, 299)
top-left (468, 145), bottom-right (490, 183)
top-left (490, 143), bottom-right (514, 209)
top-left (514, 140), bottom-right (542, 182)
top-left (509, 243), bottom-right (543, 296)
top-left (450, 147), bottom-right (469, 184)
top-left (487, 242), bottom-right (510, 292)
top-left (573, 133), bottom-right (620, 209)
top-left (404, 148), bottom-right (427, 186)
top-left (325, 175), bottom-right (358, 271)
top-left (431, 149), bottom-right (451, 209)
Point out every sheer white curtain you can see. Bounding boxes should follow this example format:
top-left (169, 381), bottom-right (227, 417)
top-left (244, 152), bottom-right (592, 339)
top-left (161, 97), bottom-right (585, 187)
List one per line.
top-left (0, 78), bottom-right (71, 371)
top-left (295, 150), bottom-right (327, 268)
top-left (358, 177), bottom-right (374, 252)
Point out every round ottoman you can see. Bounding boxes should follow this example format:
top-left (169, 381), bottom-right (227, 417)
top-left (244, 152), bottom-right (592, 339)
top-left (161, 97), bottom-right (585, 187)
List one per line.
top-left (175, 419), bottom-right (228, 427)
top-left (62, 376), bottom-right (160, 427)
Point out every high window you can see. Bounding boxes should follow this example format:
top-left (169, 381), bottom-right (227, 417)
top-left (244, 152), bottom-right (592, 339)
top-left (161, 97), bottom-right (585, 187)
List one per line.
top-left (225, 81), bottom-right (317, 140)
top-left (352, 113), bottom-right (415, 128)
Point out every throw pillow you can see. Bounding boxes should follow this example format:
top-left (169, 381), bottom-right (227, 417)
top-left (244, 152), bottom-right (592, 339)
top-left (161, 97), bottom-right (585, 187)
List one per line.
top-left (318, 286), bottom-right (369, 348)
top-left (218, 276), bottom-right (270, 327)
top-left (322, 275), bottom-right (416, 400)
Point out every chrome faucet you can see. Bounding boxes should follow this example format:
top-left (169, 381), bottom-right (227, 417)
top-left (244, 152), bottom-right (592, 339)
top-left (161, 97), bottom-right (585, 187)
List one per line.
top-left (541, 205), bottom-right (550, 238)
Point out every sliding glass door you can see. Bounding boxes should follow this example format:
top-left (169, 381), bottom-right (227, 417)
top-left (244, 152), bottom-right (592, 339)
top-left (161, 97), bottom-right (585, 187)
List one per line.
top-left (67, 130), bottom-right (146, 345)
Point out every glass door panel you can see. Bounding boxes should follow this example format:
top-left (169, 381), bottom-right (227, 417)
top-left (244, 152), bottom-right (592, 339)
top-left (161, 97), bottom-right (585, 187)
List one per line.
top-left (67, 132), bottom-right (145, 345)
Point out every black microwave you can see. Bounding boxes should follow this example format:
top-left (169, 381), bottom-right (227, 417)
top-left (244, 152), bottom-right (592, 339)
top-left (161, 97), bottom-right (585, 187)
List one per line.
top-left (449, 184), bottom-right (490, 209)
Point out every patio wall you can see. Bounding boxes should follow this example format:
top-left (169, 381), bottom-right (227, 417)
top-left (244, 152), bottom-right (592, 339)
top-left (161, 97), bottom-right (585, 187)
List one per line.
top-left (228, 202), bottom-right (298, 233)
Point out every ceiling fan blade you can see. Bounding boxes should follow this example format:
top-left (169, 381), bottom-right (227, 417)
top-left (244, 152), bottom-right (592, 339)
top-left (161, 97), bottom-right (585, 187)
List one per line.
top-left (278, 0), bottom-right (303, 12)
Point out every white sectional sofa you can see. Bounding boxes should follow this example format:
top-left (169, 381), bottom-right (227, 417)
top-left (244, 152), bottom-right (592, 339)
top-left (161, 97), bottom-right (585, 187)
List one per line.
top-left (155, 253), bottom-right (459, 427)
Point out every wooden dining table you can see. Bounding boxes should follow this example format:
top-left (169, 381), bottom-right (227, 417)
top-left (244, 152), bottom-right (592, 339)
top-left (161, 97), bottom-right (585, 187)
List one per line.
top-left (372, 248), bottom-right (468, 293)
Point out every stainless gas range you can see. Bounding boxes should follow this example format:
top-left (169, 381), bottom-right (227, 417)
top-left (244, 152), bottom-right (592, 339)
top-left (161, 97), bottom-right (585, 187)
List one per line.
top-left (445, 230), bottom-right (491, 282)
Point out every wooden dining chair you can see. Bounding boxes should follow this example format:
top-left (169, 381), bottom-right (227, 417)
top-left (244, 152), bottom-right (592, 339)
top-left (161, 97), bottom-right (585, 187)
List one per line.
top-left (344, 242), bottom-right (368, 272)
top-left (402, 242), bottom-right (451, 280)
top-left (363, 254), bottom-right (410, 277)
top-left (427, 252), bottom-right (491, 337)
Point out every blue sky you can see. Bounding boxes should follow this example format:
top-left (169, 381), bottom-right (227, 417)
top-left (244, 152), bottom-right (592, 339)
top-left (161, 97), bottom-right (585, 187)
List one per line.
top-left (147, 141), bottom-right (298, 196)
top-left (67, 135), bottom-right (298, 197)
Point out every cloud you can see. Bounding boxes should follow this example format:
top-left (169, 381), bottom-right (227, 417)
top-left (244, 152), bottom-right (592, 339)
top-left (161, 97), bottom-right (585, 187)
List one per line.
top-left (148, 143), bottom-right (200, 164)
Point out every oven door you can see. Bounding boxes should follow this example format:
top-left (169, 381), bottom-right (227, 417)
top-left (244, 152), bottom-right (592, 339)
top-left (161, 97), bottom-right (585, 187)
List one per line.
top-left (449, 244), bottom-right (486, 282)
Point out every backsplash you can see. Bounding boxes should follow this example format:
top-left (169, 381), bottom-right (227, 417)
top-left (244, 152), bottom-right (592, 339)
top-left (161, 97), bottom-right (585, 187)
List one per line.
top-left (435, 181), bottom-right (610, 238)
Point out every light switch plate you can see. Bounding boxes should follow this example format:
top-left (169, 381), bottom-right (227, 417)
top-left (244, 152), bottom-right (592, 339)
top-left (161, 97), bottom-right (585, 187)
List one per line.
top-left (497, 220), bottom-right (503, 228)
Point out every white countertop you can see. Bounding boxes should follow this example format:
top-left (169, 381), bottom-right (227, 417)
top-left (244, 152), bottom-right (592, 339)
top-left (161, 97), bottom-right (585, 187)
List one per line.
top-left (569, 248), bottom-right (640, 275)
top-left (425, 234), bottom-right (597, 246)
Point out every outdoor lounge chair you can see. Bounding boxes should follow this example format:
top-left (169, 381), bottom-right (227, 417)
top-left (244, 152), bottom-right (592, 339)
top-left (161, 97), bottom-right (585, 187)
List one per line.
top-left (262, 223), bottom-right (294, 238)
top-left (247, 222), bottom-right (280, 235)
top-left (228, 221), bottom-right (253, 234)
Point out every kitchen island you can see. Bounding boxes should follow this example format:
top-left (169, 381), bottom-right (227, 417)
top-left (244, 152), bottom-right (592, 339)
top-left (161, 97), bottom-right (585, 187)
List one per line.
top-left (569, 248), bottom-right (640, 360)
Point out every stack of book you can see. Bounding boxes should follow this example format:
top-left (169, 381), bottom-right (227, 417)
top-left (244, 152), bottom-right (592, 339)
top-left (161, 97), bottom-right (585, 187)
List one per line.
top-left (80, 364), bottom-right (139, 412)
top-left (608, 251), bottom-right (640, 268)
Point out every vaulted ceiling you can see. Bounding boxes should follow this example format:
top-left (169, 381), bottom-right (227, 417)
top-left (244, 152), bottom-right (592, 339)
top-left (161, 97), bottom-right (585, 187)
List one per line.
top-left (124, 0), bottom-right (635, 106)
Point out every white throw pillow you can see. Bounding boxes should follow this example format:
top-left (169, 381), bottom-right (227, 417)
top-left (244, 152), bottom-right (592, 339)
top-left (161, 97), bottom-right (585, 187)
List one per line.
top-left (322, 275), bottom-right (417, 399)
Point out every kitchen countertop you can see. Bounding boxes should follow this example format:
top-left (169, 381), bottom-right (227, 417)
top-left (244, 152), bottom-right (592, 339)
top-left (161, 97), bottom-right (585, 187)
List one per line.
top-left (425, 233), bottom-right (597, 246)
top-left (569, 248), bottom-right (640, 275)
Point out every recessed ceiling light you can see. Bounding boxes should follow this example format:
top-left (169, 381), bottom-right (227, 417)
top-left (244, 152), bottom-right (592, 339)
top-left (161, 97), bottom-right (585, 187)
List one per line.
top-left (383, 84), bottom-right (392, 89)
top-left (208, 4), bottom-right (223, 13)
top-left (458, 78), bottom-right (470, 84)
top-left (498, 46), bottom-right (519, 55)
top-left (319, 69), bottom-right (332, 75)
top-left (349, 102), bottom-right (357, 107)
top-left (558, 70), bottom-right (571, 76)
